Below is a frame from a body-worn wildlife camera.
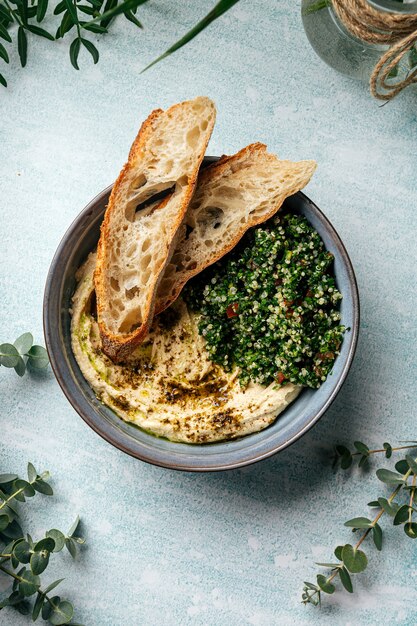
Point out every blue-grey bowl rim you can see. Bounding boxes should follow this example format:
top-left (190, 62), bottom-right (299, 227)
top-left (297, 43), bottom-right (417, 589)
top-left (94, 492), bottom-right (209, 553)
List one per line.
top-left (43, 157), bottom-right (360, 472)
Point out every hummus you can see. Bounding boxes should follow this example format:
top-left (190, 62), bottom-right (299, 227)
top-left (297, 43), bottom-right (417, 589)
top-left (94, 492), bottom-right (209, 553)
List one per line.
top-left (71, 253), bottom-right (301, 444)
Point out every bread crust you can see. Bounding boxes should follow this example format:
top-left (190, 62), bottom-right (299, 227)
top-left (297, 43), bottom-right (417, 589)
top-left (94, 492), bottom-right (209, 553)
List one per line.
top-left (154, 143), bottom-right (317, 314)
top-left (95, 98), bottom-right (216, 362)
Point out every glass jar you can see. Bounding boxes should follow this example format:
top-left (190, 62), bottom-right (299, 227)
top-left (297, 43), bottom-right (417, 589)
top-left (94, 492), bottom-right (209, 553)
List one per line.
top-left (301, 0), bottom-right (417, 82)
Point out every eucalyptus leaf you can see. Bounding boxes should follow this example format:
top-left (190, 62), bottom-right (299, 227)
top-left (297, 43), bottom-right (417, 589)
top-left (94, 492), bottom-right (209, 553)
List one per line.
top-left (14, 332), bottom-right (33, 354)
top-left (67, 515), bottom-right (80, 537)
top-left (14, 356), bottom-right (27, 377)
top-left (65, 537), bottom-right (77, 558)
top-left (32, 592), bottom-right (44, 621)
top-left (377, 497), bottom-right (398, 517)
top-left (404, 522), bottom-right (417, 539)
top-left (27, 462), bottom-right (37, 482)
top-left (354, 441), bottom-right (369, 455)
top-left (34, 537), bottom-right (55, 552)
top-left (395, 459), bottom-right (409, 475)
top-left (341, 544), bottom-right (368, 574)
top-left (0, 473), bottom-right (18, 484)
top-left (33, 479), bottom-right (53, 495)
top-left (17, 26), bottom-right (28, 68)
top-left (27, 345), bottom-right (49, 370)
top-left (0, 343), bottom-right (20, 367)
top-left (344, 517), bottom-right (372, 529)
top-left (43, 578), bottom-right (65, 594)
top-left (376, 468), bottom-right (405, 485)
top-left (316, 574), bottom-right (335, 594)
top-left (14, 540), bottom-right (32, 564)
top-left (19, 568), bottom-right (40, 596)
top-left (46, 529), bottom-right (66, 552)
top-left (48, 599), bottom-right (74, 625)
top-left (339, 566), bottom-right (353, 593)
top-left (30, 549), bottom-right (50, 574)
top-left (0, 514), bottom-right (9, 531)
top-left (372, 523), bottom-right (383, 551)
top-left (393, 504), bottom-right (410, 526)
top-left (383, 442), bottom-right (392, 458)
top-left (406, 455), bottom-right (417, 475)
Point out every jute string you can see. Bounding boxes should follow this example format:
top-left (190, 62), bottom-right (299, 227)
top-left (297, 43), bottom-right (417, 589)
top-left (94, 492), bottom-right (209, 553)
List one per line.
top-left (332, 0), bottom-right (417, 100)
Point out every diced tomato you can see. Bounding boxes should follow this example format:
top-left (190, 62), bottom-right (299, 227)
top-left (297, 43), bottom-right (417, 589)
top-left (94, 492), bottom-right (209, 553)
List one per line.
top-left (226, 302), bottom-right (239, 318)
top-left (276, 372), bottom-right (286, 384)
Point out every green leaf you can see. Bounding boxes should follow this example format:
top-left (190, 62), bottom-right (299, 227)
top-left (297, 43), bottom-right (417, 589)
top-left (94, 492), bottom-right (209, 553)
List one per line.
top-left (32, 592), bottom-right (44, 621)
top-left (142, 0), bottom-right (239, 72)
top-left (376, 468), bottom-right (405, 485)
top-left (316, 574), bottom-right (335, 594)
top-left (67, 515), bottom-right (80, 537)
top-left (406, 455), bottom-right (417, 475)
top-left (383, 442), bottom-right (392, 459)
top-left (27, 345), bottom-right (49, 370)
top-left (315, 562), bottom-right (340, 568)
top-left (14, 356), bottom-right (27, 377)
top-left (54, 0), bottom-right (66, 14)
top-left (87, 0), bottom-right (149, 26)
top-left (43, 578), bottom-right (64, 594)
top-left (34, 537), bottom-right (55, 552)
top-left (81, 37), bottom-right (99, 63)
top-left (393, 504), bottom-right (410, 526)
top-left (0, 41), bottom-right (9, 63)
top-left (16, 599), bottom-right (31, 615)
top-left (396, 459), bottom-right (409, 474)
top-left (81, 22), bottom-right (107, 33)
top-left (17, 26), bottom-right (27, 68)
top-left (378, 497), bottom-right (398, 517)
top-left (358, 454), bottom-right (369, 468)
top-left (49, 599), bottom-right (74, 625)
top-left (340, 453), bottom-right (353, 470)
top-left (77, 3), bottom-right (96, 14)
top-left (354, 441), bottom-right (369, 455)
top-left (26, 24), bottom-right (54, 40)
top-left (404, 522), bottom-right (417, 539)
top-left (0, 514), bottom-right (9, 531)
top-left (46, 529), bottom-right (65, 552)
top-left (69, 37), bottom-right (81, 70)
top-left (0, 473), bottom-right (18, 484)
top-left (372, 523), bottom-right (383, 551)
top-left (124, 9), bottom-right (142, 28)
top-left (344, 517), bottom-right (372, 529)
top-left (14, 478), bottom-right (35, 497)
top-left (33, 479), bottom-right (53, 495)
top-left (36, 0), bottom-right (48, 21)
top-left (341, 544), bottom-right (368, 574)
top-left (0, 22), bottom-right (12, 43)
top-left (30, 550), bottom-right (49, 575)
top-left (339, 566), bottom-right (353, 593)
top-left (27, 462), bottom-right (37, 482)
top-left (3, 518), bottom-right (23, 538)
top-left (42, 597), bottom-right (53, 619)
top-left (303, 581), bottom-right (319, 591)
top-left (0, 72), bottom-right (7, 87)
top-left (19, 569), bottom-right (40, 596)
top-left (14, 540), bottom-right (31, 564)
top-left (63, 0), bottom-right (79, 23)
top-left (65, 537), bottom-right (77, 558)
top-left (0, 343), bottom-right (20, 367)
top-left (334, 545), bottom-right (344, 561)
top-left (14, 332), bottom-right (33, 354)
top-left (367, 500), bottom-right (380, 507)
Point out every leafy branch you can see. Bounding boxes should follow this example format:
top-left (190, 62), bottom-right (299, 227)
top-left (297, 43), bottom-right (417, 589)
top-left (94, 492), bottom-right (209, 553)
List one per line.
top-left (302, 440), bottom-right (417, 606)
top-left (0, 463), bottom-right (84, 624)
top-left (0, 332), bottom-right (49, 376)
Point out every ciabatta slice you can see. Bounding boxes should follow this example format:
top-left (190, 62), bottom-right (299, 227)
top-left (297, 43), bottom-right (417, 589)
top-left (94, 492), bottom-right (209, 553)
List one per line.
top-left (155, 143), bottom-right (317, 314)
top-left (95, 97), bottom-right (216, 362)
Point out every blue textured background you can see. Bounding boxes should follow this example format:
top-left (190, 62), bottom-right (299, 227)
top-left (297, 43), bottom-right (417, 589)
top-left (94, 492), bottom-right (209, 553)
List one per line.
top-left (1, 1), bottom-right (416, 624)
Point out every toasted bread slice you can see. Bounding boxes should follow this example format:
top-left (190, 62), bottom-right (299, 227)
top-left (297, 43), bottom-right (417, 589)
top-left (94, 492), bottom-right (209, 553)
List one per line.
top-left (95, 97), bottom-right (216, 362)
top-left (155, 143), bottom-right (317, 314)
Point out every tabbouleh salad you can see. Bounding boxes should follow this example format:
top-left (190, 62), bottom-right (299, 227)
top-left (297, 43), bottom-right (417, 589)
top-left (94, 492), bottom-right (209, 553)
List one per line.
top-left (184, 212), bottom-right (346, 389)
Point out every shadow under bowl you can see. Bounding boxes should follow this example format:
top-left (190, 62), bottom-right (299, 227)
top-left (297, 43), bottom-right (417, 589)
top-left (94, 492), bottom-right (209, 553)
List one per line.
top-left (43, 158), bottom-right (359, 472)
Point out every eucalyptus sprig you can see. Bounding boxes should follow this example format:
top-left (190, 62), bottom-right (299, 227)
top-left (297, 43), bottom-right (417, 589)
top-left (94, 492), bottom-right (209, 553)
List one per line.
top-left (0, 332), bottom-right (49, 376)
top-left (302, 440), bottom-right (417, 606)
top-left (0, 463), bottom-right (85, 624)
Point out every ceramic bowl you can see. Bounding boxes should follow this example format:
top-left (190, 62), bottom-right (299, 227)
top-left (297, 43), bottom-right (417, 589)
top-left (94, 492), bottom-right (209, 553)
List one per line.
top-left (43, 158), bottom-right (359, 471)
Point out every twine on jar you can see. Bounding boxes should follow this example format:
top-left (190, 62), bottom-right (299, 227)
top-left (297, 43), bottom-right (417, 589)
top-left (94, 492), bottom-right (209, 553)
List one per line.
top-left (332, 0), bottom-right (417, 100)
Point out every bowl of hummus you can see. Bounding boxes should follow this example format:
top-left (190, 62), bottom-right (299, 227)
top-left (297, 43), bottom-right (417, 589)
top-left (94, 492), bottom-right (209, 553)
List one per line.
top-left (44, 160), bottom-right (359, 471)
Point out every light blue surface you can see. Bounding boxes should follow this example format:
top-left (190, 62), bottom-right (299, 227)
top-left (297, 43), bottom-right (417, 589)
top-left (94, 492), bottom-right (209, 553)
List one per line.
top-left (0, 1), bottom-right (416, 624)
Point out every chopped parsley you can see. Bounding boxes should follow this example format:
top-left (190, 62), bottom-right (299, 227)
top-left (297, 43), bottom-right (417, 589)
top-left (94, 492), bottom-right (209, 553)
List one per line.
top-left (184, 212), bottom-right (346, 389)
